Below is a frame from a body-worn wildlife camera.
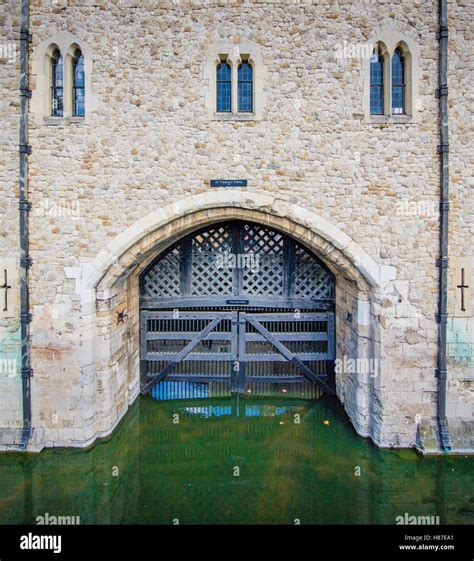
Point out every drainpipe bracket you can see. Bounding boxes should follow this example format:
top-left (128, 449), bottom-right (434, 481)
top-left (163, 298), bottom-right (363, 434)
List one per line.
top-left (21, 367), bottom-right (33, 379)
top-left (19, 144), bottom-right (32, 155)
top-left (20, 312), bottom-right (32, 323)
top-left (435, 86), bottom-right (449, 98)
top-left (20, 256), bottom-right (32, 268)
top-left (436, 257), bottom-right (449, 268)
top-left (439, 201), bottom-right (450, 212)
top-left (20, 29), bottom-right (32, 43)
top-left (19, 200), bottom-right (32, 212)
top-left (435, 368), bottom-right (447, 379)
top-left (436, 313), bottom-right (448, 324)
top-left (437, 143), bottom-right (449, 154)
top-left (436, 27), bottom-right (449, 40)
top-left (20, 87), bottom-right (32, 99)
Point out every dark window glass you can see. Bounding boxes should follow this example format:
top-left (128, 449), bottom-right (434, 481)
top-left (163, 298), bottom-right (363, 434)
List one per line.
top-left (73, 49), bottom-right (85, 117)
top-left (392, 48), bottom-right (405, 114)
top-left (370, 47), bottom-right (384, 115)
top-left (216, 62), bottom-right (231, 112)
top-left (238, 62), bottom-right (253, 112)
top-left (51, 49), bottom-right (63, 117)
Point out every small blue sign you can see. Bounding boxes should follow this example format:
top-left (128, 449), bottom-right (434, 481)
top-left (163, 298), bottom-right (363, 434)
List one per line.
top-left (210, 179), bottom-right (248, 187)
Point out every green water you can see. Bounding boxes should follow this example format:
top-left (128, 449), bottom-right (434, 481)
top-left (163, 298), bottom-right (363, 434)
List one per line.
top-left (0, 395), bottom-right (473, 525)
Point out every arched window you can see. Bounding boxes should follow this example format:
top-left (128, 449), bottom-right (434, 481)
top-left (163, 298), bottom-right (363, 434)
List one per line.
top-left (370, 46), bottom-right (384, 115)
top-left (51, 49), bottom-right (63, 117)
top-left (216, 61), bottom-right (231, 113)
top-left (238, 61), bottom-right (253, 112)
top-left (72, 49), bottom-right (85, 117)
top-left (392, 48), bottom-right (405, 115)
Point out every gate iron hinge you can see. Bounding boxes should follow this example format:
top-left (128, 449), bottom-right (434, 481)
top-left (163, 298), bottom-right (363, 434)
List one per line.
top-left (20, 87), bottom-right (32, 98)
top-left (439, 200), bottom-right (450, 212)
top-left (437, 143), bottom-right (449, 154)
top-left (20, 29), bottom-right (32, 43)
top-left (20, 312), bottom-right (32, 324)
top-left (436, 27), bottom-right (449, 40)
top-left (20, 256), bottom-right (32, 268)
top-left (435, 86), bottom-right (449, 98)
top-left (19, 200), bottom-right (32, 212)
top-left (435, 368), bottom-right (447, 380)
top-left (19, 144), bottom-right (32, 155)
top-left (436, 257), bottom-right (449, 268)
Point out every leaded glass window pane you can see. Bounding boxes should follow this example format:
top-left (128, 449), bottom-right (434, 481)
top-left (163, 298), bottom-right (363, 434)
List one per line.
top-left (392, 48), bottom-right (405, 115)
top-left (370, 47), bottom-right (384, 115)
top-left (216, 62), bottom-right (231, 113)
top-left (73, 49), bottom-right (85, 117)
top-left (51, 50), bottom-right (63, 117)
top-left (238, 62), bottom-right (253, 112)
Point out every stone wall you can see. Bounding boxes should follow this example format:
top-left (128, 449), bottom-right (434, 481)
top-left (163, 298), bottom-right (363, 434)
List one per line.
top-left (0, 0), bottom-right (472, 452)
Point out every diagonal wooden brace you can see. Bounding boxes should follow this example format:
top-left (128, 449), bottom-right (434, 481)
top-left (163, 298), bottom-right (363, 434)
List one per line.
top-left (141, 313), bottom-right (231, 394)
top-left (245, 316), bottom-right (335, 395)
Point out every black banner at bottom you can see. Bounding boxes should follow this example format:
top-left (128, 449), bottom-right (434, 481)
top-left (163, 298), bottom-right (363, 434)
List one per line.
top-left (0, 524), bottom-right (472, 561)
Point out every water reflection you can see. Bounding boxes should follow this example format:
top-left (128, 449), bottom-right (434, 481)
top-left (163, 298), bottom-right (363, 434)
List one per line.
top-left (0, 394), bottom-right (472, 525)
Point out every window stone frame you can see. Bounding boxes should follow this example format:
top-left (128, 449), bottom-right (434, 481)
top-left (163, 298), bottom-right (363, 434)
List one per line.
top-left (31, 31), bottom-right (95, 125)
top-left (362, 30), bottom-right (420, 124)
top-left (204, 41), bottom-right (266, 121)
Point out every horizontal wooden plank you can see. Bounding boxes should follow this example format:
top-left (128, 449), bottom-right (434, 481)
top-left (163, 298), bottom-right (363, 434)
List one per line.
top-left (240, 353), bottom-right (329, 362)
top-left (144, 311), bottom-right (232, 320)
top-left (145, 332), bottom-right (327, 342)
top-left (148, 374), bottom-right (231, 383)
top-left (140, 296), bottom-right (335, 311)
top-left (243, 332), bottom-right (328, 342)
top-left (146, 332), bottom-right (233, 341)
top-left (245, 375), bottom-right (326, 383)
top-left (242, 312), bottom-right (329, 321)
top-left (146, 352), bottom-right (233, 361)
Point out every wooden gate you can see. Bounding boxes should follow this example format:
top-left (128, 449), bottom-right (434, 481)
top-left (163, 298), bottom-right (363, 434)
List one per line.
top-left (140, 220), bottom-right (336, 398)
top-left (140, 310), bottom-right (335, 395)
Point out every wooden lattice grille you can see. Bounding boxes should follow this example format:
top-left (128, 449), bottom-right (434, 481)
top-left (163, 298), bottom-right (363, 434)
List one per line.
top-left (142, 246), bottom-right (180, 298)
top-left (140, 220), bottom-right (335, 307)
top-left (293, 245), bottom-right (334, 300)
top-left (192, 225), bottom-right (233, 295)
top-left (242, 222), bottom-right (284, 296)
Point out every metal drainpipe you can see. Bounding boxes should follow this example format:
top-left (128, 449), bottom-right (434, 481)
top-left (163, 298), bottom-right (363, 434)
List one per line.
top-left (18, 0), bottom-right (32, 450)
top-left (436, 0), bottom-right (451, 453)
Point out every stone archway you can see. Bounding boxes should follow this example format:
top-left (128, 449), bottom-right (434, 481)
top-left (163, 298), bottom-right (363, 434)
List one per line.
top-left (61, 191), bottom-right (394, 450)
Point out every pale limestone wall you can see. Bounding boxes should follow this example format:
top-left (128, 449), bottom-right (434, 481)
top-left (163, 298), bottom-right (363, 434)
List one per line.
top-left (0, 0), bottom-right (471, 451)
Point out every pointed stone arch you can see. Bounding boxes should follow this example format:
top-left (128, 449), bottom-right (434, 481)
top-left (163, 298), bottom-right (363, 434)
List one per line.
top-left (57, 191), bottom-right (393, 451)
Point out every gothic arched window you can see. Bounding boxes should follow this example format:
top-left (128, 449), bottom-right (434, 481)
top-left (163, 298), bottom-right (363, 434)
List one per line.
top-left (391, 47), bottom-right (405, 115)
top-left (72, 49), bottom-right (85, 117)
top-left (370, 46), bottom-right (384, 115)
top-left (51, 49), bottom-right (64, 117)
top-left (216, 61), bottom-right (232, 113)
top-left (238, 61), bottom-right (253, 112)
